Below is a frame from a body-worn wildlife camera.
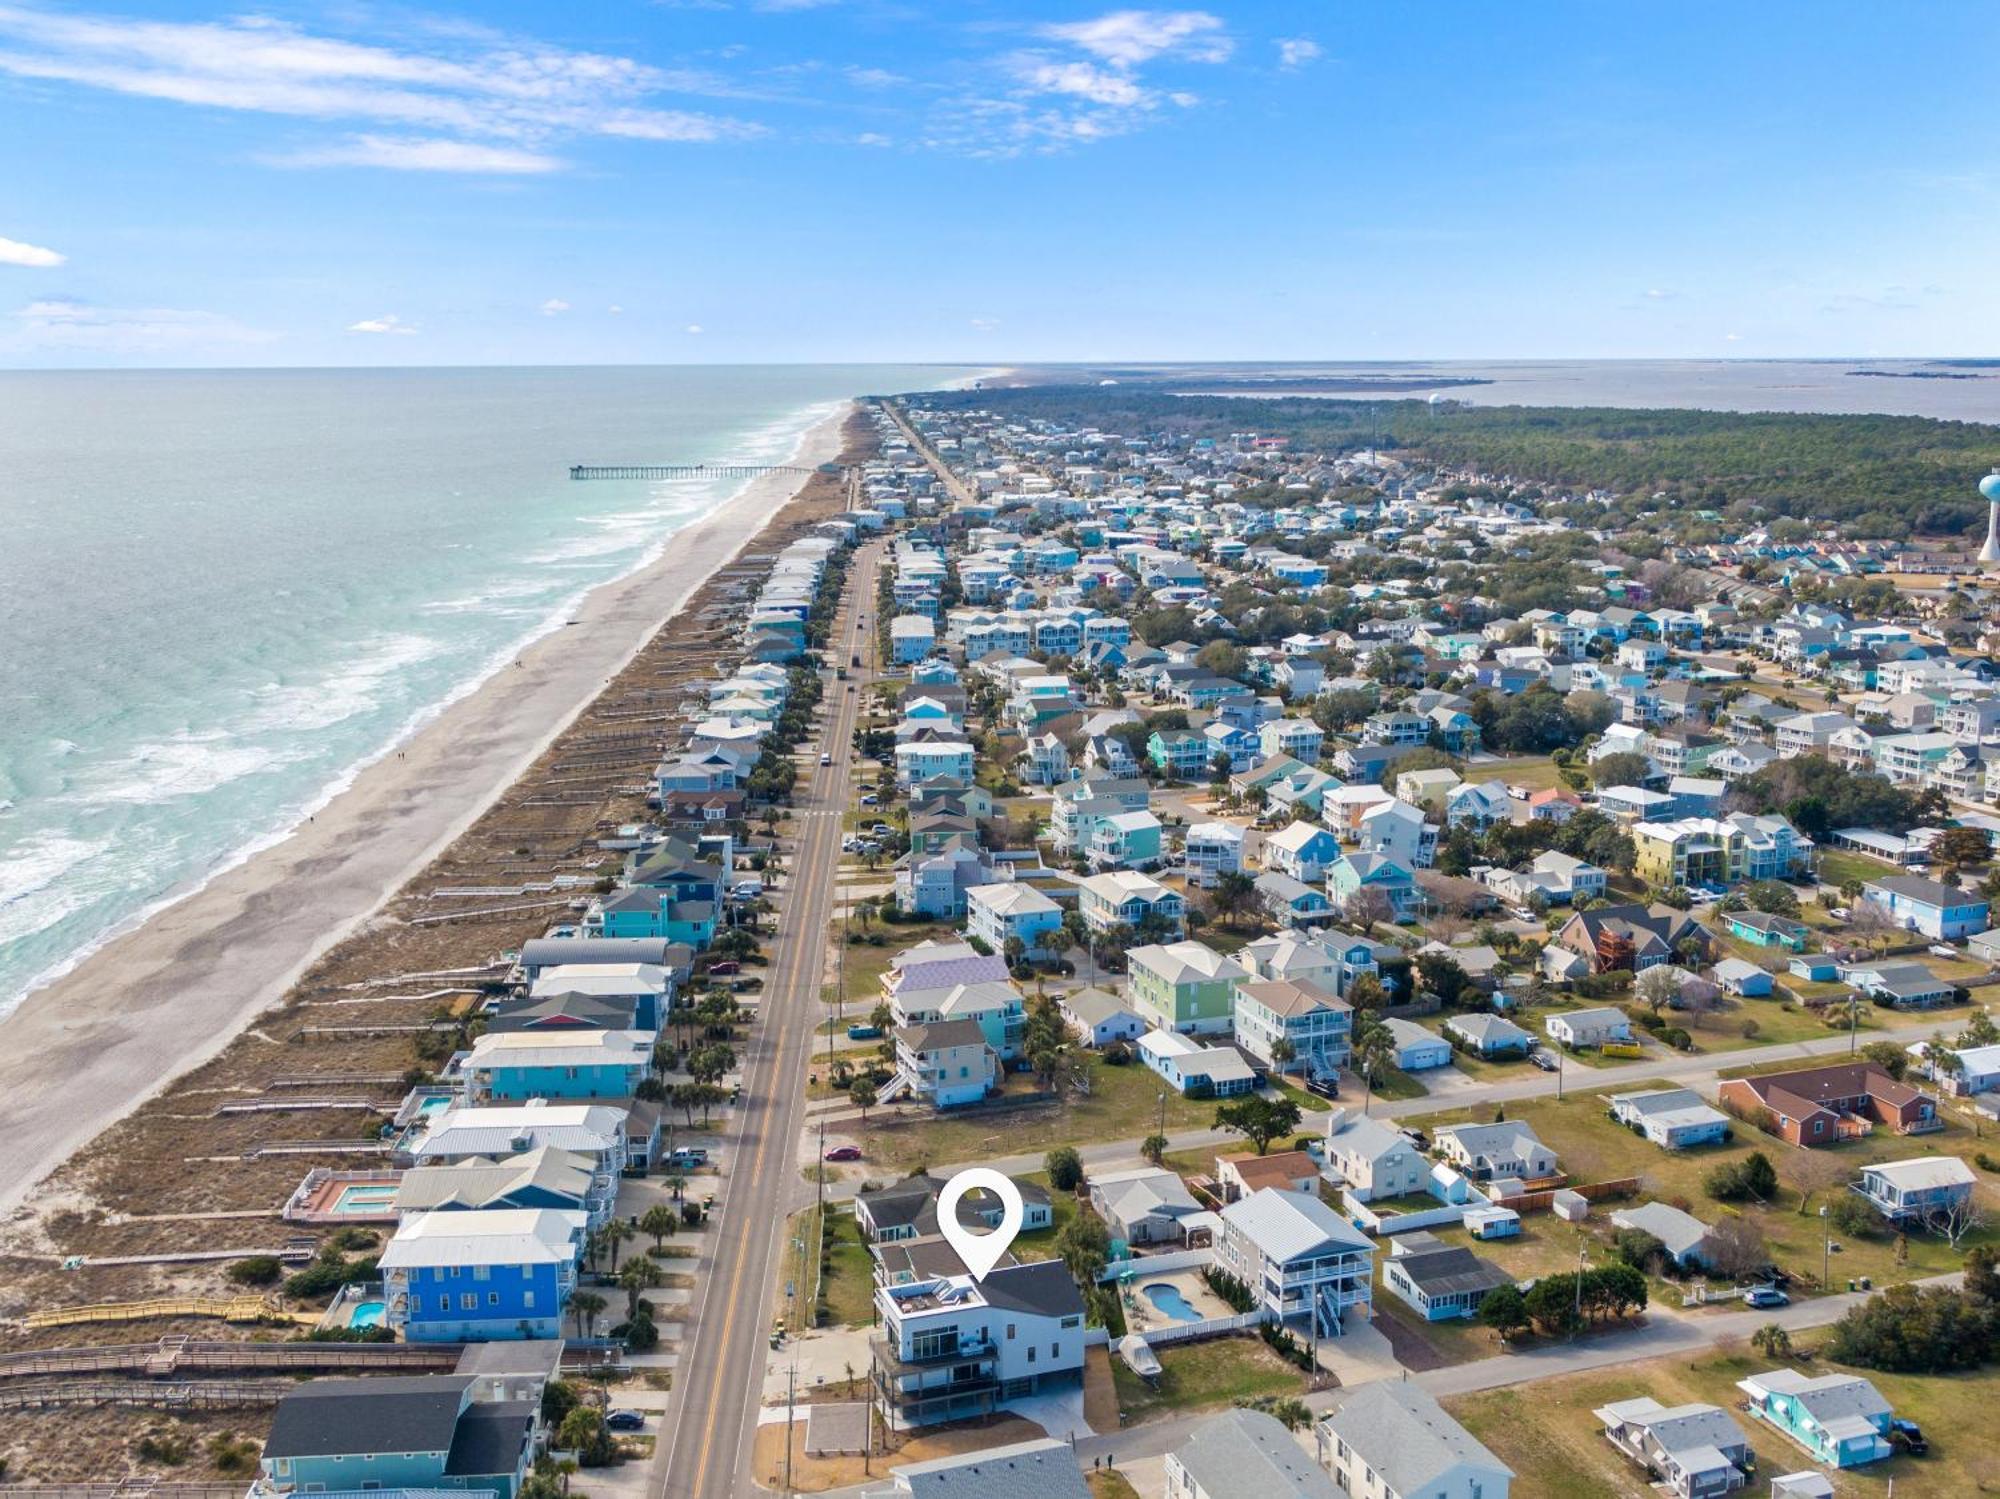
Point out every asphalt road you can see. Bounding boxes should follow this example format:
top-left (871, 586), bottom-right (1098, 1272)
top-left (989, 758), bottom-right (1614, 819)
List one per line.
top-left (654, 537), bottom-right (884, 1499)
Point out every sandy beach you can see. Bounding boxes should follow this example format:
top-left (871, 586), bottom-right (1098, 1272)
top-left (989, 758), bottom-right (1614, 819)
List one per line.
top-left (0, 401), bottom-right (854, 1218)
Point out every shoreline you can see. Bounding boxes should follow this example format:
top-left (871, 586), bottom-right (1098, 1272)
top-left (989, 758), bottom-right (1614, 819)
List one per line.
top-left (0, 399), bottom-right (854, 1217)
top-left (0, 397), bottom-right (848, 1023)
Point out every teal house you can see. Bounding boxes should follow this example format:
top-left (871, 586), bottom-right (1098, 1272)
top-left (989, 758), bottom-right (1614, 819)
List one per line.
top-left (260, 1374), bottom-right (537, 1499)
top-left (593, 888), bottom-right (718, 949)
top-left (462, 1029), bottom-right (653, 1102)
top-left (1726, 910), bottom-right (1810, 951)
top-left (1737, 1369), bottom-right (1894, 1468)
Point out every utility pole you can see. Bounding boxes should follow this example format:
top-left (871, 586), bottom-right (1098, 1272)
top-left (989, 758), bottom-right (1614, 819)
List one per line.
top-left (784, 1363), bottom-right (796, 1495)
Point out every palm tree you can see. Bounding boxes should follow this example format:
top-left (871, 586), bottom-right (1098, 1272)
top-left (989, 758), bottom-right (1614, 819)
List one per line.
top-left (570, 1292), bottom-right (607, 1340)
top-left (603, 1220), bottom-right (635, 1273)
top-left (639, 1205), bottom-right (678, 1251)
top-left (1211, 871), bottom-right (1257, 931)
top-left (619, 1257), bottom-right (663, 1320)
top-left (850, 1079), bottom-right (877, 1123)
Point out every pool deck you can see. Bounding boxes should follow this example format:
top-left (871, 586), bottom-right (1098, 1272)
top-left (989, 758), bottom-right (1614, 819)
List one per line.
top-left (1121, 1268), bottom-right (1233, 1336)
top-left (284, 1167), bottom-right (405, 1224)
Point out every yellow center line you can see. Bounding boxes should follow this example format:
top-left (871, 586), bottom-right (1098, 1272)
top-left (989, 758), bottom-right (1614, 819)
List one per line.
top-left (685, 573), bottom-right (866, 1497)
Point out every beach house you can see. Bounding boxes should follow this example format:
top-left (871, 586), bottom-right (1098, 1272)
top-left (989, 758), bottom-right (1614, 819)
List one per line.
top-left (1231, 978), bottom-right (1351, 1078)
top-left (1317, 1382), bottom-right (1513, 1499)
top-left (1126, 940), bottom-right (1246, 1035)
top-left (1736, 1369), bottom-right (1895, 1469)
top-left (257, 1374), bottom-right (538, 1499)
top-left (871, 1261), bottom-right (1087, 1428)
top-left (1609, 1087), bottom-right (1731, 1149)
top-left (1594, 1398), bottom-right (1752, 1498)
top-left (461, 1029), bottom-right (652, 1103)
top-left (1168, 1410), bottom-right (1341, 1499)
top-left (1215, 1188), bottom-right (1375, 1336)
top-left (379, 1208), bottom-right (582, 1342)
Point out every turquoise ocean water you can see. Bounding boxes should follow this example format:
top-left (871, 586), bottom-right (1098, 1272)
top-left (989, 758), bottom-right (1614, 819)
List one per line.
top-left (0, 365), bottom-right (960, 1015)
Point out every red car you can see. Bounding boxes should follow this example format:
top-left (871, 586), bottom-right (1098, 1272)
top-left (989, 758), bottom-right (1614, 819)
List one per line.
top-left (823, 1145), bottom-right (863, 1162)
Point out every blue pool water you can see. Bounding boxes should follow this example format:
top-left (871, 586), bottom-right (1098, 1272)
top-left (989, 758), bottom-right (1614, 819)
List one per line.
top-left (334, 1184), bottom-right (398, 1213)
top-left (350, 1301), bottom-right (387, 1329)
top-left (1143, 1283), bottom-right (1201, 1323)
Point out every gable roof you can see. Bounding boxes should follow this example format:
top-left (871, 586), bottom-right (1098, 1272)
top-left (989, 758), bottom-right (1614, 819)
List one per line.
top-left (1221, 1187), bottom-right (1372, 1261)
top-left (1173, 1409), bottom-right (1339, 1499)
top-left (1319, 1382), bottom-right (1511, 1494)
top-left (263, 1376), bottom-right (470, 1459)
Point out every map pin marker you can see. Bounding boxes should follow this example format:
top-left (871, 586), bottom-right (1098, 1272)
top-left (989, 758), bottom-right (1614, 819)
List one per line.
top-left (936, 1167), bottom-right (1024, 1282)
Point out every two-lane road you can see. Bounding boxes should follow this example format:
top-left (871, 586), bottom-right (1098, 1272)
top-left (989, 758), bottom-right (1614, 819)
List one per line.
top-left (656, 537), bottom-right (883, 1499)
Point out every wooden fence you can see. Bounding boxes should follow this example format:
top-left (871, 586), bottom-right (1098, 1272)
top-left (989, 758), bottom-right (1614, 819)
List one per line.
top-left (1498, 1177), bottom-right (1640, 1215)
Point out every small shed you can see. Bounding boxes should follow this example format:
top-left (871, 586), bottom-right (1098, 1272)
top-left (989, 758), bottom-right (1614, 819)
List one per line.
top-left (1550, 1188), bottom-right (1589, 1223)
top-left (1464, 1204), bottom-right (1522, 1240)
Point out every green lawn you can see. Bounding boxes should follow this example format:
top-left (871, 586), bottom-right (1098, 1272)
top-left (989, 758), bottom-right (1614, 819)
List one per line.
top-left (1110, 1336), bottom-right (1307, 1422)
top-left (1086, 1472), bottom-right (1142, 1499)
top-left (1403, 1086), bottom-right (2000, 1295)
top-left (1008, 1169), bottom-right (1079, 1264)
top-left (1448, 1347), bottom-right (2000, 1499)
top-left (856, 1054), bottom-right (1227, 1174)
top-left (819, 1207), bottom-right (878, 1328)
top-left (1462, 756), bottom-right (1574, 792)
top-left (819, 922), bottom-right (958, 1013)
top-left (1814, 848), bottom-right (1903, 890)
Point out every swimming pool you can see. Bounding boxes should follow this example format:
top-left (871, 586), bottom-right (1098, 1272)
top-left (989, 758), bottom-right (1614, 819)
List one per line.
top-left (350, 1301), bottom-right (387, 1329)
top-left (1142, 1282), bottom-right (1201, 1323)
top-left (333, 1184), bottom-right (399, 1213)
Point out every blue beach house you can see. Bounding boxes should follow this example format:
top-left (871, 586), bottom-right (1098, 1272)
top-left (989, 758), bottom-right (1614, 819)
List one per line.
top-left (381, 1208), bottom-right (583, 1342)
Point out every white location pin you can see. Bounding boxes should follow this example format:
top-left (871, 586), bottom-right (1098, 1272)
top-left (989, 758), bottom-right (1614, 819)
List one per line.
top-left (936, 1167), bottom-right (1024, 1282)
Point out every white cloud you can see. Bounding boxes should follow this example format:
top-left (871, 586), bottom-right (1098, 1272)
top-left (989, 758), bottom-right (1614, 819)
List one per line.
top-left (1643, 287), bottom-right (1678, 300)
top-left (540, 298), bottom-right (571, 316)
top-left (347, 313), bottom-right (415, 334)
top-left (1021, 60), bottom-right (1147, 107)
top-left (685, 323), bottom-right (704, 334)
top-left (845, 66), bottom-right (905, 88)
top-left (0, 233), bottom-right (65, 267)
top-left (969, 316), bottom-right (1000, 332)
top-left (1275, 37), bottom-right (1320, 69)
top-left (607, 304), bottom-right (623, 314)
top-left (0, 5), bottom-right (765, 171)
top-left (10, 297), bottom-right (275, 352)
top-left (273, 134), bottom-right (562, 173)
top-left (1039, 10), bottom-right (1231, 67)
top-left (855, 130), bottom-right (893, 147)
top-left (1724, 331), bottom-right (1742, 342)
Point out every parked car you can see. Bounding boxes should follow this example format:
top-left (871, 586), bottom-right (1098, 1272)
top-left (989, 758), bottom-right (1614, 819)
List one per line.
top-left (1741, 1286), bottom-right (1789, 1308)
top-left (824, 1145), bottom-right (863, 1162)
top-left (1928, 944), bottom-right (1957, 959)
top-left (820, 752), bottom-right (833, 766)
top-left (605, 1411), bottom-right (646, 1432)
top-left (668, 1147), bottom-right (710, 1167)
top-left (1889, 1418), bottom-right (1928, 1455)
top-left (707, 960), bottom-right (740, 976)
top-left (1530, 1050), bottom-right (1560, 1072)
top-left (860, 793), bottom-right (878, 805)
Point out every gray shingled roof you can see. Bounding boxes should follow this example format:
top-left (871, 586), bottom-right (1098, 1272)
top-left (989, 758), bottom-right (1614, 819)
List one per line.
top-left (1320, 1381), bottom-right (1511, 1494)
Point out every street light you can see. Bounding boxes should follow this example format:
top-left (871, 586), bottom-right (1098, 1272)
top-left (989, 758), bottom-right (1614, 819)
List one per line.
top-left (1820, 1203), bottom-right (1831, 1291)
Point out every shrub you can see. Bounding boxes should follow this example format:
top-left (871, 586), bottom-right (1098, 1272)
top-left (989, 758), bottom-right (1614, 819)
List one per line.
top-left (1739, 1019), bottom-right (1760, 1040)
top-left (1828, 1191), bottom-right (1880, 1239)
top-left (1044, 1147), bottom-right (1084, 1193)
top-left (1706, 1151), bottom-right (1779, 1203)
top-left (226, 1256), bottom-right (282, 1287)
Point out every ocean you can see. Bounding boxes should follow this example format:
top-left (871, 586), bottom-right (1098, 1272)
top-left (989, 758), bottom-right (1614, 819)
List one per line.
top-left (0, 364), bottom-right (960, 1015)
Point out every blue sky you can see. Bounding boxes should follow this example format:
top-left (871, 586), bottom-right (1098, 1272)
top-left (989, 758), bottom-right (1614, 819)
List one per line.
top-left (3, 1), bottom-right (1998, 366)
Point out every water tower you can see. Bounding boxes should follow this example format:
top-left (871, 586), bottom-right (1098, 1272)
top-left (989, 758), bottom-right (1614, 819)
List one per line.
top-left (1980, 470), bottom-right (2000, 565)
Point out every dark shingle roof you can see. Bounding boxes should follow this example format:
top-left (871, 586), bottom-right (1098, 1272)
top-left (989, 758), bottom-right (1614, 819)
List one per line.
top-left (263, 1376), bottom-right (470, 1460)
